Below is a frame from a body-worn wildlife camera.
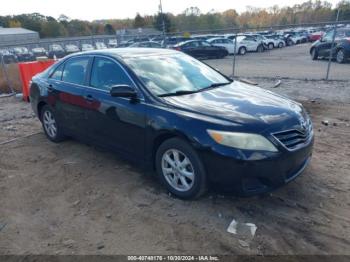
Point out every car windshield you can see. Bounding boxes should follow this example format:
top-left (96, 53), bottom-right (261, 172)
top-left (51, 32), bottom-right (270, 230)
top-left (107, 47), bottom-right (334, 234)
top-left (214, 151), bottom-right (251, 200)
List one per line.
top-left (125, 53), bottom-right (231, 96)
top-left (14, 47), bottom-right (28, 54)
top-left (32, 48), bottom-right (45, 52)
top-left (51, 45), bottom-right (63, 51)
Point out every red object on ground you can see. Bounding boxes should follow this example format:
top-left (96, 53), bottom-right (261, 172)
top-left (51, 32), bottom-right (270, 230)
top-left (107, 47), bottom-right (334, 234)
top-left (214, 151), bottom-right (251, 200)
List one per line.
top-left (18, 60), bottom-right (55, 101)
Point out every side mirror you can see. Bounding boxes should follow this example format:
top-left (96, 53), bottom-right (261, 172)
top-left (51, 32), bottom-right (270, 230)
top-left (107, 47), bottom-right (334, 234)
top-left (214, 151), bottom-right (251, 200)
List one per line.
top-left (110, 85), bottom-right (137, 99)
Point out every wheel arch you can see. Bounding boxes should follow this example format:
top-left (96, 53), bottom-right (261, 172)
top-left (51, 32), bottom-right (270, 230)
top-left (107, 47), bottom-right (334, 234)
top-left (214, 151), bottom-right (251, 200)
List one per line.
top-left (37, 101), bottom-right (48, 121)
top-left (151, 130), bottom-right (196, 170)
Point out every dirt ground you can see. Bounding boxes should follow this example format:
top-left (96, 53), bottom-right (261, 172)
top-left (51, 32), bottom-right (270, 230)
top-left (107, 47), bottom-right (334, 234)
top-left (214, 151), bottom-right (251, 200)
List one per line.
top-left (0, 78), bottom-right (350, 255)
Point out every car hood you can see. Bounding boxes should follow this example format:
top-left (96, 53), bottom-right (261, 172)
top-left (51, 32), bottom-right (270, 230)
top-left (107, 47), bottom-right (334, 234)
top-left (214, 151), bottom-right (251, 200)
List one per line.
top-left (162, 81), bottom-right (306, 133)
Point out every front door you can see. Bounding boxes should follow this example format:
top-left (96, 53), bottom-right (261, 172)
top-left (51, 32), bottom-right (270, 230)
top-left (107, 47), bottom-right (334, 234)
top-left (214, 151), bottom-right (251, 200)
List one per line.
top-left (83, 56), bottom-right (146, 160)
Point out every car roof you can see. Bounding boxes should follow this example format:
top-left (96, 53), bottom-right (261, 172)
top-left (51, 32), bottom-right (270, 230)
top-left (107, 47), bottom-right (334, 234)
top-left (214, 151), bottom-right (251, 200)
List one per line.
top-left (77, 48), bottom-right (179, 59)
top-left (207, 37), bottom-right (228, 41)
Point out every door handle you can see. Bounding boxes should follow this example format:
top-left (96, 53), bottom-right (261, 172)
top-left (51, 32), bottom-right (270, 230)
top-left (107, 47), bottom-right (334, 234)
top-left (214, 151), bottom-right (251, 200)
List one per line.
top-left (84, 94), bottom-right (94, 102)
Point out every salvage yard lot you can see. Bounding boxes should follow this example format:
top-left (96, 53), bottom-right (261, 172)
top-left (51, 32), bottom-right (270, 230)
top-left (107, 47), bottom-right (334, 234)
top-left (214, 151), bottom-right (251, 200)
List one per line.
top-left (1, 76), bottom-right (350, 255)
top-left (207, 43), bottom-right (350, 80)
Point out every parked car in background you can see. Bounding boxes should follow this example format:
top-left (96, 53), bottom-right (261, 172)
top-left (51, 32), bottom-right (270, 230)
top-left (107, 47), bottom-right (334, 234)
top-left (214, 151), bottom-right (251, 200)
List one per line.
top-left (65, 44), bottom-right (80, 55)
top-left (151, 36), bottom-right (165, 43)
top-left (48, 44), bottom-right (66, 59)
top-left (129, 41), bottom-right (162, 48)
top-left (162, 37), bottom-right (191, 48)
top-left (284, 31), bottom-right (307, 45)
top-left (81, 44), bottom-right (95, 52)
top-left (173, 40), bottom-right (228, 59)
top-left (265, 35), bottom-right (285, 48)
top-left (95, 42), bottom-right (108, 50)
top-left (249, 34), bottom-right (269, 50)
top-left (207, 37), bottom-right (237, 54)
top-left (29, 48), bottom-right (314, 199)
top-left (31, 47), bottom-right (48, 59)
top-left (108, 39), bottom-right (118, 48)
top-left (11, 47), bottom-right (34, 62)
top-left (309, 31), bottom-right (324, 42)
top-left (310, 27), bottom-right (350, 63)
top-left (0, 49), bottom-right (17, 64)
top-left (236, 35), bottom-right (264, 53)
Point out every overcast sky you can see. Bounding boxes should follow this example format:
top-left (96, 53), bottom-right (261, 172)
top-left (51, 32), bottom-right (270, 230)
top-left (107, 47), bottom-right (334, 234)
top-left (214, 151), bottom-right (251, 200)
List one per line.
top-left (0, 0), bottom-right (342, 21)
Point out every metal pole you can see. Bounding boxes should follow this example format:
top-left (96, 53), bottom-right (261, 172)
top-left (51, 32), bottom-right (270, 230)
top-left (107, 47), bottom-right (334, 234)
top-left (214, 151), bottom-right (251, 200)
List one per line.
top-left (159, 0), bottom-right (166, 44)
top-left (326, 9), bottom-right (340, 80)
top-left (232, 29), bottom-right (238, 79)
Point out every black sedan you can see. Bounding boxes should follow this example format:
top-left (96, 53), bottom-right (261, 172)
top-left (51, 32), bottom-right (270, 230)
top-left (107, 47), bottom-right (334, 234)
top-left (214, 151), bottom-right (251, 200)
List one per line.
top-left (310, 27), bottom-right (350, 63)
top-left (30, 48), bottom-right (314, 199)
top-left (173, 40), bottom-right (229, 59)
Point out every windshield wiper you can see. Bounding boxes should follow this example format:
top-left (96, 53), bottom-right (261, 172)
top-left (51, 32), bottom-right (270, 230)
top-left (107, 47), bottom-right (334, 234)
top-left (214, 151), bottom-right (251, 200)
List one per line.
top-left (201, 81), bottom-right (232, 91)
top-left (158, 81), bottom-right (232, 97)
top-left (158, 90), bottom-right (198, 97)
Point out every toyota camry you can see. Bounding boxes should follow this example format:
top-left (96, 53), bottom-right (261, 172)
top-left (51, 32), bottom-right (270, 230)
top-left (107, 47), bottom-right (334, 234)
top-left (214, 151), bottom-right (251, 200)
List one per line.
top-left (30, 48), bottom-right (314, 199)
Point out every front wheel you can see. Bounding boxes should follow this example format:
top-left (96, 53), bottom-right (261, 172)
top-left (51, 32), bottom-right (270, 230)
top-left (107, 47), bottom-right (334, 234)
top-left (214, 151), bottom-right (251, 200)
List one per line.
top-left (156, 138), bottom-right (207, 199)
top-left (238, 46), bottom-right (247, 55)
top-left (311, 48), bottom-right (318, 60)
top-left (41, 105), bottom-right (65, 143)
top-left (268, 43), bottom-right (274, 50)
top-left (278, 42), bottom-right (283, 48)
top-left (257, 45), bottom-right (264, 53)
top-left (336, 49), bottom-right (346, 64)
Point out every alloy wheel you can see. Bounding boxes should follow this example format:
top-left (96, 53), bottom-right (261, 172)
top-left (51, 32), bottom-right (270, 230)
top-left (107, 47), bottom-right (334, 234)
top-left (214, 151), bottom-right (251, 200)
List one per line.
top-left (336, 50), bottom-right (345, 63)
top-left (161, 149), bottom-right (195, 192)
top-left (239, 47), bottom-right (246, 55)
top-left (43, 110), bottom-right (57, 139)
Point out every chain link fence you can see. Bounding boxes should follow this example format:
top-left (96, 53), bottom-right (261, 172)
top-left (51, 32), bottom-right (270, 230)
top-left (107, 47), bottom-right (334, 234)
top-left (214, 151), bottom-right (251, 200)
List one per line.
top-left (1, 21), bottom-right (350, 96)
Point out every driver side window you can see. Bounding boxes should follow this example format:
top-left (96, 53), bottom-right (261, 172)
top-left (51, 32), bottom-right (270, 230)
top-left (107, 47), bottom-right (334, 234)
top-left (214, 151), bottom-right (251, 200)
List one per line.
top-left (90, 57), bottom-right (133, 91)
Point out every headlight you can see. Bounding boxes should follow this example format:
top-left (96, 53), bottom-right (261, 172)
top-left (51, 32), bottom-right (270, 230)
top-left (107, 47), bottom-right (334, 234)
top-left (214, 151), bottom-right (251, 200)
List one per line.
top-left (207, 130), bottom-right (278, 152)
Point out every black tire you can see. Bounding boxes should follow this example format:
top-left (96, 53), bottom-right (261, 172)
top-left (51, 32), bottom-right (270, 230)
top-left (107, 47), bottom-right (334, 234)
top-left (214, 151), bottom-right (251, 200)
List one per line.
top-left (155, 138), bottom-right (207, 200)
top-left (268, 43), bottom-right (274, 50)
top-left (311, 48), bottom-right (318, 60)
top-left (336, 49), bottom-right (346, 64)
top-left (278, 42), bottom-right (283, 48)
top-left (238, 46), bottom-right (247, 55)
top-left (40, 105), bottom-right (65, 143)
top-left (257, 45), bottom-right (264, 53)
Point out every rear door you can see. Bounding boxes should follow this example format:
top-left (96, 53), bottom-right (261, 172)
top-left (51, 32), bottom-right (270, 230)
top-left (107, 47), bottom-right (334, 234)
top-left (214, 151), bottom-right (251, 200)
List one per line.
top-left (222, 38), bottom-right (234, 53)
top-left (83, 56), bottom-right (147, 159)
top-left (47, 56), bottom-right (91, 136)
top-left (200, 41), bottom-right (217, 58)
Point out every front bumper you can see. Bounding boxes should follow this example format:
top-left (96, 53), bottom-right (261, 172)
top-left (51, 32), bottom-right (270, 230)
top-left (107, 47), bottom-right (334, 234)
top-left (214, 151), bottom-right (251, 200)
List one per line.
top-left (200, 137), bottom-right (314, 196)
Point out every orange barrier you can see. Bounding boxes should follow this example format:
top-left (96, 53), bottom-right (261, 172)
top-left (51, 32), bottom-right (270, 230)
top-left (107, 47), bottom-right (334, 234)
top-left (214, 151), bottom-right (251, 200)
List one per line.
top-left (18, 60), bottom-right (55, 101)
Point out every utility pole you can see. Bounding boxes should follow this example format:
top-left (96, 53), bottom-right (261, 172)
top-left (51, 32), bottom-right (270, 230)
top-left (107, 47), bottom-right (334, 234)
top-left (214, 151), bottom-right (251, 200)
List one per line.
top-left (159, 0), bottom-right (166, 44)
top-left (326, 9), bottom-right (340, 80)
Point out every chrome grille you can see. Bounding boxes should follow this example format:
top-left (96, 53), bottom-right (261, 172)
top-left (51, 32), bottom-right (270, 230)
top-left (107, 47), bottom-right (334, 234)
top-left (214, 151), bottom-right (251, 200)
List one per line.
top-left (273, 123), bottom-right (313, 150)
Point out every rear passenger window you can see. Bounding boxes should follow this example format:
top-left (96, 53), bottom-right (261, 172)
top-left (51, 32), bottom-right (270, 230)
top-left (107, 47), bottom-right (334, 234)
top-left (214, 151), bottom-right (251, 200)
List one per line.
top-left (50, 63), bottom-right (64, 80)
top-left (90, 57), bottom-right (133, 91)
top-left (62, 57), bottom-right (89, 85)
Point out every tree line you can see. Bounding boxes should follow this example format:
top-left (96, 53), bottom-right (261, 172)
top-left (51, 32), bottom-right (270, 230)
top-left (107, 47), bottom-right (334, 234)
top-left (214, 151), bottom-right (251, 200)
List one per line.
top-left (0, 0), bottom-right (349, 38)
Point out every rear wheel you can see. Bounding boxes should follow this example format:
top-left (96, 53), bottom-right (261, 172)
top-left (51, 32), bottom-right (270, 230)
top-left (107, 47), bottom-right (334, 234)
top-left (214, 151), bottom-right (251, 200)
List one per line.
top-left (156, 138), bottom-right (207, 199)
top-left (311, 48), bottom-right (318, 60)
top-left (268, 43), bottom-right (274, 50)
top-left (41, 105), bottom-right (65, 143)
top-left (257, 45), bottom-right (264, 53)
top-left (238, 46), bottom-right (247, 55)
top-left (278, 42), bottom-right (283, 48)
top-left (336, 49), bottom-right (346, 64)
